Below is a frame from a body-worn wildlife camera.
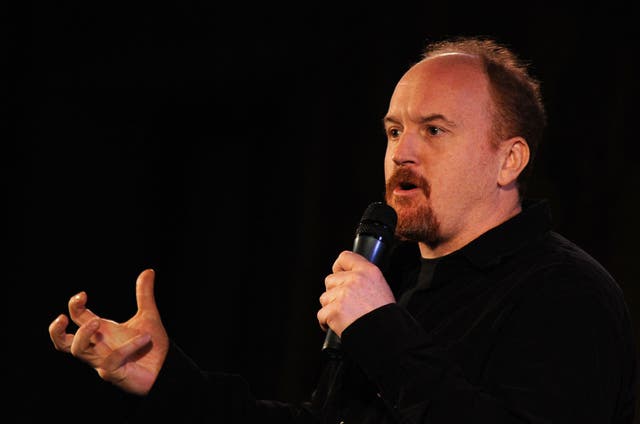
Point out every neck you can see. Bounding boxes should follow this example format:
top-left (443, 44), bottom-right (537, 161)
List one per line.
top-left (418, 199), bottom-right (522, 259)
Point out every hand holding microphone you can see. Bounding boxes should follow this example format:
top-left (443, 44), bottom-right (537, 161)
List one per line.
top-left (318, 202), bottom-right (397, 358)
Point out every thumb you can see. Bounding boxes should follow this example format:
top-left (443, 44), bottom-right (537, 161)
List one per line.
top-left (135, 269), bottom-right (159, 315)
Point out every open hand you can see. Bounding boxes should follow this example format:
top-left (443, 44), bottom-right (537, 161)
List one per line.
top-left (48, 269), bottom-right (169, 395)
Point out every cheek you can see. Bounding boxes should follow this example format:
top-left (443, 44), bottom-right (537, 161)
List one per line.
top-left (444, 152), bottom-right (497, 198)
top-left (430, 155), bottom-right (480, 200)
top-left (383, 151), bottom-right (394, 181)
top-left (430, 151), bottom-right (464, 185)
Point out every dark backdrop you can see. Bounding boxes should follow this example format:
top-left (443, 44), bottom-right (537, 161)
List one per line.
top-left (5, 2), bottom-right (640, 422)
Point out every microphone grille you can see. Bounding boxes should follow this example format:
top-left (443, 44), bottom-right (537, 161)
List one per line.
top-left (356, 202), bottom-right (397, 242)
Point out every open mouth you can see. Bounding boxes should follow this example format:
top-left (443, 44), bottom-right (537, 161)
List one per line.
top-left (387, 167), bottom-right (430, 198)
top-left (394, 181), bottom-right (422, 197)
top-left (399, 182), bottom-right (418, 190)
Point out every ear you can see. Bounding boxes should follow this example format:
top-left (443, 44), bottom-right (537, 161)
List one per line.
top-left (497, 137), bottom-right (530, 187)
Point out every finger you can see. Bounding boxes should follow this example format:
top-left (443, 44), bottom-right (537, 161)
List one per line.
top-left (136, 269), bottom-right (159, 315)
top-left (101, 332), bottom-right (151, 372)
top-left (331, 250), bottom-right (351, 273)
top-left (70, 318), bottom-right (100, 357)
top-left (68, 291), bottom-right (100, 326)
top-left (332, 250), bottom-right (369, 273)
top-left (49, 314), bottom-right (74, 353)
top-left (324, 273), bottom-right (346, 291)
top-left (319, 291), bottom-right (329, 307)
top-left (317, 307), bottom-right (329, 332)
top-left (319, 288), bottom-right (338, 307)
top-left (317, 303), bottom-right (338, 333)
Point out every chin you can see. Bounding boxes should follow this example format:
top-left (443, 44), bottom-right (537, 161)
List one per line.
top-left (390, 198), bottom-right (441, 246)
top-left (388, 194), bottom-right (423, 214)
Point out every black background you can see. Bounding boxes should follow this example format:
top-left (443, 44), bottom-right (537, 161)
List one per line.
top-left (5, 2), bottom-right (640, 422)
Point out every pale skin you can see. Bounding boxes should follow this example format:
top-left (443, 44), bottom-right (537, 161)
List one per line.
top-left (317, 53), bottom-right (529, 336)
top-left (49, 269), bottom-right (168, 395)
top-left (49, 53), bottom-right (530, 395)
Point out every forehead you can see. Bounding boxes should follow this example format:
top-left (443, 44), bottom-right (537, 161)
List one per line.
top-left (401, 53), bottom-right (487, 91)
top-left (388, 53), bottom-right (492, 122)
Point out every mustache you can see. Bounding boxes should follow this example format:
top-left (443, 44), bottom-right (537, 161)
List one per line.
top-left (386, 167), bottom-right (431, 197)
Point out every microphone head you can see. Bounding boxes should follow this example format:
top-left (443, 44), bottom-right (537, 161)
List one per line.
top-left (356, 202), bottom-right (397, 242)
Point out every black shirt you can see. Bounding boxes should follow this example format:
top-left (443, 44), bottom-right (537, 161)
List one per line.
top-left (397, 257), bottom-right (439, 307)
top-left (131, 199), bottom-right (638, 423)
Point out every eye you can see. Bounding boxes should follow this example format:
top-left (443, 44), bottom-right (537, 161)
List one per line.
top-left (426, 125), bottom-right (444, 136)
top-left (386, 127), bottom-right (401, 139)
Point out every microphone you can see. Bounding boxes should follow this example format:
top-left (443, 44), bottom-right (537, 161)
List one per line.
top-left (322, 201), bottom-right (398, 358)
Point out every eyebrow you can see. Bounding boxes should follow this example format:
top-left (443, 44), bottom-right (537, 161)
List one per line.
top-left (382, 114), bottom-right (457, 128)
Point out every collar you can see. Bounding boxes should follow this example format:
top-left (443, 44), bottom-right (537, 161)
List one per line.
top-left (456, 198), bottom-right (552, 269)
top-left (388, 198), bottom-right (552, 274)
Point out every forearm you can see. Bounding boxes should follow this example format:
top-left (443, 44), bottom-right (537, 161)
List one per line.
top-left (129, 341), bottom-right (315, 423)
top-left (341, 304), bottom-right (564, 423)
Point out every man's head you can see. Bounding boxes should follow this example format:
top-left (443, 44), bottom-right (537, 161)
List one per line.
top-left (383, 36), bottom-right (547, 257)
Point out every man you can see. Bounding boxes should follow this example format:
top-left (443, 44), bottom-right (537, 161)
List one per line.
top-left (49, 36), bottom-right (638, 423)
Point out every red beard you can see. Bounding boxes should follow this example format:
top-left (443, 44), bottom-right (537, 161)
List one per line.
top-left (385, 167), bottom-right (442, 247)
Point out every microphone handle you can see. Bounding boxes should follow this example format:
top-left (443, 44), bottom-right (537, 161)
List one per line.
top-left (321, 234), bottom-right (389, 358)
top-left (322, 328), bottom-right (342, 358)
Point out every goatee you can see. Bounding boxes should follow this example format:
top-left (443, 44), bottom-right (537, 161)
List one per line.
top-left (385, 167), bottom-right (442, 248)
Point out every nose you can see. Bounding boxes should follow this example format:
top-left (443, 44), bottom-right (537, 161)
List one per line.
top-left (390, 131), bottom-right (419, 166)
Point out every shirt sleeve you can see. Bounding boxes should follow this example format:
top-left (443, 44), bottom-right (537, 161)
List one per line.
top-left (340, 277), bottom-right (636, 424)
top-left (127, 341), bottom-right (318, 423)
